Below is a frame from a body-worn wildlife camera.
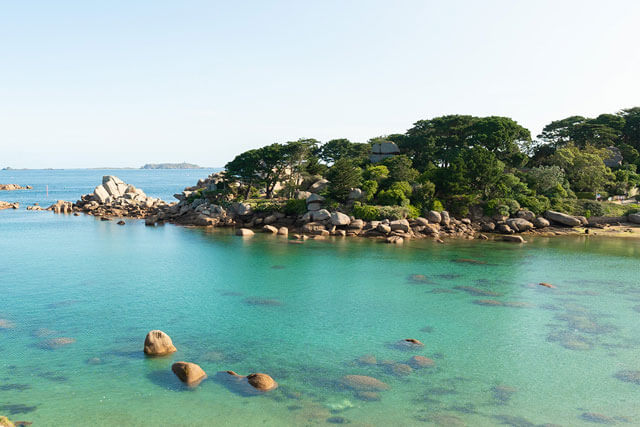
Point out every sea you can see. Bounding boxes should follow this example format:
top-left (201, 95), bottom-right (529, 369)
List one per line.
top-left (1, 169), bottom-right (639, 426)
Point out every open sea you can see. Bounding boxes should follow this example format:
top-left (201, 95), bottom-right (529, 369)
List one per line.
top-left (1, 169), bottom-right (640, 426)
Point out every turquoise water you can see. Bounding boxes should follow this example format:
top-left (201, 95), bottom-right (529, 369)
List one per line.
top-left (1, 171), bottom-right (640, 426)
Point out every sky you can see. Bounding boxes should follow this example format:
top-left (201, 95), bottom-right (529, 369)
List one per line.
top-left (1, 1), bottom-right (639, 169)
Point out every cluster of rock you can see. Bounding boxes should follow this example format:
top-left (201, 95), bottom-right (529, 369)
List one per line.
top-left (0, 201), bottom-right (19, 210)
top-left (143, 330), bottom-right (277, 391)
top-left (0, 184), bottom-right (31, 191)
top-left (72, 176), bottom-right (169, 218)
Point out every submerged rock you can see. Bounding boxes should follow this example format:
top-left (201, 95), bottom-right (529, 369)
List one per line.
top-left (409, 355), bottom-right (435, 368)
top-left (39, 337), bottom-right (76, 349)
top-left (389, 363), bottom-right (413, 376)
top-left (614, 370), bottom-right (640, 385)
top-left (171, 362), bottom-right (207, 386)
top-left (356, 354), bottom-right (377, 366)
top-left (0, 319), bottom-right (16, 329)
top-left (340, 375), bottom-right (389, 391)
top-left (355, 391), bottom-right (381, 401)
top-left (473, 299), bottom-right (504, 306)
top-left (243, 297), bottom-right (282, 306)
top-left (454, 286), bottom-right (501, 297)
top-left (580, 412), bottom-right (617, 424)
top-left (492, 384), bottom-right (517, 404)
top-left (143, 330), bottom-right (177, 356)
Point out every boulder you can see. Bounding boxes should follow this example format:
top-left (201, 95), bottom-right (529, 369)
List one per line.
top-left (533, 217), bottom-right (550, 228)
top-left (628, 213), bottom-right (640, 224)
top-left (312, 209), bottom-right (331, 222)
top-left (172, 362), bottom-right (207, 385)
top-left (309, 179), bottom-right (329, 193)
top-left (302, 222), bottom-right (326, 233)
top-left (340, 375), bottom-right (390, 391)
top-left (0, 416), bottom-right (15, 427)
top-left (497, 224), bottom-right (513, 234)
top-left (377, 223), bottom-right (391, 234)
top-left (143, 330), bottom-right (177, 356)
top-left (575, 216), bottom-right (588, 225)
top-left (247, 373), bottom-right (278, 391)
top-left (348, 188), bottom-right (364, 201)
top-left (427, 210), bottom-right (441, 224)
top-left (516, 210), bottom-right (535, 222)
top-left (277, 227), bottom-right (288, 236)
top-left (263, 225), bottom-right (278, 233)
top-left (330, 212), bottom-right (351, 226)
top-left (294, 190), bottom-right (311, 200)
top-left (440, 211), bottom-right (451, 226)
top-left (545, 211), bottom-right (581, 227)
top-left (506, 218), bottom-right (534, 232)
top-left (231, 203), bottom-right (253, 216)
top-left (386, 236), bottom-right (403, 244)
top-left (47, 200), bottom-right (73, 214)
top-left (93, 184), bottom-right (110, 203)
top-left (413, 217), bottom-right (429, 227)
top-left (349, 219), bottom-right (364, 230)
top-left (236, 228), bottom-right (255, 237)
top-left (503, 235), bottom-right (526, 243)
top-left (390, 219), bottom-right (410, 232)
top-left (263, 214), bottom-right (278, 225)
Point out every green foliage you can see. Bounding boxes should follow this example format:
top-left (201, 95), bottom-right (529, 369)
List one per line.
top-left (575, 192), bottom-right (596, 200)
top-left (486, 198), bottom-right (520, 216)
top-left (377, 188), bottom-right (407, 206)
top-left (550, 144), bottom-right (614, 193)
top-left (515, 194), bottom-right (550, 215)
top-left (249, 200), bottom-right (283, 213)
top-left (526, 166), bottom-right (565, 196)
top-left (411, 181), bottom-right (436, 210)
top-left (361, 180), bottom-right (378, 202)
top-left (579, 200), bottom-right (605, 217)
top-left (431, 199), bottom-right (444, 212)
top-left (363, 165), bottom-right (389, 182)
top-left (284, 199), bottom-right (307, 215)
top-left (390, 181), bottom-right (412, 197)
top-left (444, 194), bottom-right (477, 217)
top-left (382, 155), bottom-right (419, 182)
top-left (352, 202), bottom-right (380, 221)
top-left (317, 139), bottom-right (370, 165)
top-left (326, 159), bottom-right (363, 202)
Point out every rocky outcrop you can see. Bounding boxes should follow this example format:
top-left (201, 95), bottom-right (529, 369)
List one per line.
top-left (330, 212), bottom-right (351, 226)
top-left (545, 210), bottom-right (582, 227)
top-left (0, 184), bottom-right (31, 191)
top-left (172, 362), bottom-right (207, 385)
top-left (506, 218), bottom-right (533, 232)
top-left (629, 213), bottom-right (640, 224)
top-left (72, 176), bottom-right (170, 219)
top-left (0, 201), bottom-right (19, 210)
top-left (533, 217), bottom-right (550, 228)
top-left (47, 200), bottom-right (73, 214)
top-left (143, 330), bottom-right (177, 356)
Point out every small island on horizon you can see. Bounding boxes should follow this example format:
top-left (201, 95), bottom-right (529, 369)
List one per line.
top-left (141, 162), bottom-right (206, 170)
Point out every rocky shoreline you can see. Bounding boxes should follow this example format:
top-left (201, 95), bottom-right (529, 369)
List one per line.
top-left (30, 175), bottom-right (640, 243)
top-left (0, 184), bottom-right (32, 191)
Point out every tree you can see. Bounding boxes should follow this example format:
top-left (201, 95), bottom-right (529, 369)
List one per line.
top-left (537, 116), bottom-right (587, 147)
top-left (317, 139), bottom-right (370, 165)
top-left (382, 155), bottom-right (418, 183)
top-left (325, 159), bottom-right (363, 201)
top-left (468, 116), bottom-right (531, 166)
top-left (436, 147), bottom-right (505, 198)
top-left (404, 115), bottom-right (478, 170)
top-left (525, 166), bottom-right (566, 196)
top-left (550, 145), bottom-right (614, 193)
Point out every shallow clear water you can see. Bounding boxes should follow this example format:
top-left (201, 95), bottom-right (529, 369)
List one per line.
top-left (1, 171), bottom-right (640, 426)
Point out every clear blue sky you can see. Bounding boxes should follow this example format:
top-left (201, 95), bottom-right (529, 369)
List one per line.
top-left (1, 0), bottom-right (639, 168)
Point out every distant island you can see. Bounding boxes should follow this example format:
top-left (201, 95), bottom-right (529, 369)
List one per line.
top-left (141, 163), bottom-right (205, 170)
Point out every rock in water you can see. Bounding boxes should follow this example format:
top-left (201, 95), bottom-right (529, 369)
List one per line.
top-left (247, 373), bottom-right (278, 391)
top-left (235, 228), bottom-right (255, 237)
top-left (143, 330), bottom-right (177, 356)
top-left (340, 375), bottom-right (390, 391)
top-left (0, 416), bottom-right (15, 427)
top-left (395, 338), bottom-right (424, 349)
top-left (502, 235), bottom-right (526, 243)
top-left (172, 362), bottom-right (207, 386)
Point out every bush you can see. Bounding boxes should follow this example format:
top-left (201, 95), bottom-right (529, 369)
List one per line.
top-left (486, 198), bottom-right (520, 216)
top-left (377, 188), bottom-right (407, 206)
top-left (361, 180), bottom-right (378, 202)
top-left (284, 199), bottom-right (307, 215)
top-left (251, 200), bottom-right (283, 213)
top-left (575, 192), bottom-right (596, 200)
top-left (352, 202), bottom-right (380, 220)
top-left (378, 205), bottom-right (412, 220)
top-left (579, 200), bottom-right (605, 217)
top-left (444, 194), bottom-right (477, 217)
top-left (431, 199), bottom-right (444, 212)
top-left (550, 198), bottom-right (579, 215)
top-left (515, 194), bottom-right (550, 215)
top-left (390, 181), bottom-right (412, 197)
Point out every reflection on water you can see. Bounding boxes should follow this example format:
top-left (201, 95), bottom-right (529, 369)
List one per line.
top-left (1, 211), bottom-right (640, 426)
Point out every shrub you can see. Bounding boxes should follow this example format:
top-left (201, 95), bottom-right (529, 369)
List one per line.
top-left (579, 200), bottom-right (605, 217)
top-left (431, 199), bottom-right (444, 212)
top-left (251, 200), bottom-right (283, 213)
top-left (378, 205), bottom-right (412, 220)
top-left (390, 181), bottom-right (412, 197)
top-left (283, 199), bottom-right (307, 215)
top-left (550, 198), bottom-right (579, 215)
top-left (515, 194), bottom-right (550, 215)
top-left (444, 194), bottom-right (477, 217)
top-left (363, 165), bottom-right (389, 182)
top-left (352, 202), bottom-right (380, 220)
top-left (377, 188), bottom-right (407, 206)
top-left (361, 180), bottom-right (378, 202)
top-left (575, 192), bottom-right (596, 200)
